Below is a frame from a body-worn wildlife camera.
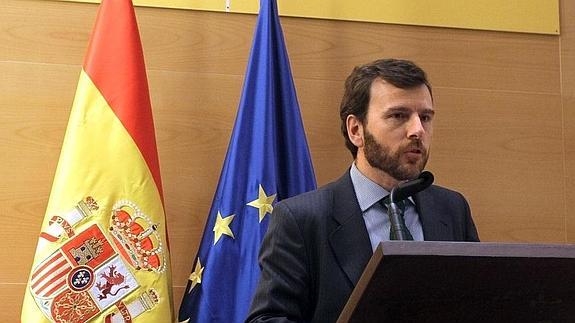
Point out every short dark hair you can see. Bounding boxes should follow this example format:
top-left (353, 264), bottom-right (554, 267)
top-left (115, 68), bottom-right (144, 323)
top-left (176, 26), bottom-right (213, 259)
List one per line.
top-left (339, 58), bottom-right (432, 158)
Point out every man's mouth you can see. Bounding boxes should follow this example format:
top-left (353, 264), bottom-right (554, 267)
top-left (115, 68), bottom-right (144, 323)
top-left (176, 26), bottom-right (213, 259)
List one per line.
top-left (404, 145), bottom-right (425, 161)
top-left (405, 151), bottom-right (421, 160)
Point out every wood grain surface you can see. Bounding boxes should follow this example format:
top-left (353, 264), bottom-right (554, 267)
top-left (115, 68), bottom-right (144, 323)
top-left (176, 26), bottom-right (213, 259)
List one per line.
top-left (1, 0), bottom-right (573, 321)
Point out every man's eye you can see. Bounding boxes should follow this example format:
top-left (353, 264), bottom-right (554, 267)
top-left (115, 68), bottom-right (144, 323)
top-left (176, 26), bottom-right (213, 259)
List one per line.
top-left (390, 113), bottom-right (408, 120)
top-left (420, 114), bottom-right (433, 122)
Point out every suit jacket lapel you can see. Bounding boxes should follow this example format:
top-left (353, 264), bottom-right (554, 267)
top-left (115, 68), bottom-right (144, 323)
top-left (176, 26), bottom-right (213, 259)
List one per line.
top-left (415, 187), bottom-right (451, 240)
top-left (327, 172), bottom-right (373, 286)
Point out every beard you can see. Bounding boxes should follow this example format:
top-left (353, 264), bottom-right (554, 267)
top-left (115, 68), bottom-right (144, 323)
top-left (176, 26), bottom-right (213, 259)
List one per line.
top-left (363, 129), bottom-right (429, 181)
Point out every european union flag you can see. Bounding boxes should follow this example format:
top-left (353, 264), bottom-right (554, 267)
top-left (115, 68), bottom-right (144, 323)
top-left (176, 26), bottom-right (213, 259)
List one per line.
top-left (178, 0), bottom-right (317, 322)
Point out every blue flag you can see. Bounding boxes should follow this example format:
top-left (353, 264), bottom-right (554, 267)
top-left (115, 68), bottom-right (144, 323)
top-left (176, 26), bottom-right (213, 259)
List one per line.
top-left (178, 0), bottom-right (317, 322)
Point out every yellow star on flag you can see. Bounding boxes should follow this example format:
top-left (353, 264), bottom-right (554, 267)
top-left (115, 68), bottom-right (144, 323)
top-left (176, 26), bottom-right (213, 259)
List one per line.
top-left (213, 211), bottom-right (235, 245)
top-left (247, 184), bottom-right (277, 222)
top-left (187, 258), bottom-right (204, 293)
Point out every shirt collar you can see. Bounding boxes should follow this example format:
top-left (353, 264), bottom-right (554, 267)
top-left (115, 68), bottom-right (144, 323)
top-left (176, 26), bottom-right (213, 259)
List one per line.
top-left (350, 163), bottom-right (389, 212)
top-left (349, 163), bottom-right (416, 212)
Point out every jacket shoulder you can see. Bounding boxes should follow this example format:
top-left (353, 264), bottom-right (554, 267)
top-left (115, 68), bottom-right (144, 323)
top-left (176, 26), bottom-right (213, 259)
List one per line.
top-left (424, 184), bottom-right (467, 201)
top-left (273, 172), bottom-right (354, 220)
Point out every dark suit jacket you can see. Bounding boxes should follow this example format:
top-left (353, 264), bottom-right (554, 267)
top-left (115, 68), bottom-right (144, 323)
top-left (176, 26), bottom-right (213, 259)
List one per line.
top-left (246, 171), bottom-right (479, 323)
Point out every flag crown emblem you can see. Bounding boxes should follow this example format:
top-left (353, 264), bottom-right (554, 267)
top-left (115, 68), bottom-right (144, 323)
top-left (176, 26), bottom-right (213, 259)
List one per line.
top-left (109, 200), bottom-right (166, 273)
top-left (79, 196), bottom-right (100, 214)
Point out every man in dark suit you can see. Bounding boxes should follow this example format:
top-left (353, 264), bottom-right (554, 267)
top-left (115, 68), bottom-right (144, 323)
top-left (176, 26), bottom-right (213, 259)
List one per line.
top-left (246, 58), bottom-right (479, 323)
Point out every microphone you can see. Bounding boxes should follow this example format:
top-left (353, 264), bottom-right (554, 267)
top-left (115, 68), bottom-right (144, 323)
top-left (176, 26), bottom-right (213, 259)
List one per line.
top-left (390, 171), bottom-right (434, 203)
top-left (387, 171), bottom-right (434, 240)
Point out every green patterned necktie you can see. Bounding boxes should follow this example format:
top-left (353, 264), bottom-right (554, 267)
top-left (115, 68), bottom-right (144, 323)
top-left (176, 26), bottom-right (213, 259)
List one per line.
top-left (381, 196), bottom-right (413, 240)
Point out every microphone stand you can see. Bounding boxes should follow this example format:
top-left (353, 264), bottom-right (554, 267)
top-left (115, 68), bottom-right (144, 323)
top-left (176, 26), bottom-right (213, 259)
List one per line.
top-left (388, 189), bottom-right (410, 240)
top-left (387, 171), bottom-right (435, 240)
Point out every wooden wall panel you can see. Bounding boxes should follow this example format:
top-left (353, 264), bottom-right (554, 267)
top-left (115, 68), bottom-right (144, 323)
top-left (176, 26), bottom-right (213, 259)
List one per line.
top-left (282, 18), bottom-right (561, 92)
top-left (561, 0), bottom-right (575, 243)
top-left (429, 87), bottom-right (564, 242)
top-left (0, 285), bottom-right (24, 323)
top-left (2, 1), bottom-right (560, 91)
top-left (0, 0), bottom-right (95, 65)
top-left (1, 0), bottom-right (570, 321)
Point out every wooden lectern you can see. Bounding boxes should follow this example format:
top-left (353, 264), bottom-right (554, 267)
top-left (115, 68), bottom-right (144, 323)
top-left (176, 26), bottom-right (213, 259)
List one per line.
top-left (337, 241), bottom-right (575, 322)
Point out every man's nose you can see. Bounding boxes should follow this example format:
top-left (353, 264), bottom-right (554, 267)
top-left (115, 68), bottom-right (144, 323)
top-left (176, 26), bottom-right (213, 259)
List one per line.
top-left (406, 115), bottom-right (425, 139)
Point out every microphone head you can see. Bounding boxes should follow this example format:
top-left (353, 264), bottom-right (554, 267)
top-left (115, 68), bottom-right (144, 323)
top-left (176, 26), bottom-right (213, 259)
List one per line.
top-left (418, 171), bottom-right (434, 187)
top-left (391, 171), bottom-right (434, 202)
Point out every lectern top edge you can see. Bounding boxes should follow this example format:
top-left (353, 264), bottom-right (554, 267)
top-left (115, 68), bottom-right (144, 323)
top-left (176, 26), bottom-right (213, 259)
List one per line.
top-left (379, 240), bottom-right (575, 258)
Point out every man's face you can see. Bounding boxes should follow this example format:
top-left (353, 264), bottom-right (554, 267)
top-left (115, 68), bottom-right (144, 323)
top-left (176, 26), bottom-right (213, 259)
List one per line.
top-left (361, 79), bottom-right (434, 181)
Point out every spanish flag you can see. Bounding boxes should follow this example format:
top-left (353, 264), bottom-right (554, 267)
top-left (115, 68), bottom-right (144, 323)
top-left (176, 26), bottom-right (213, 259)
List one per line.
top-left (21, 0), bottom-right (174, 322)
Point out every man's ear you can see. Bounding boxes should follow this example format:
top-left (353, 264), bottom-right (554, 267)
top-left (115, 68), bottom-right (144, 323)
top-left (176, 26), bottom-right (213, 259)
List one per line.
top-left (347, 114), bottom-right (364, 148)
